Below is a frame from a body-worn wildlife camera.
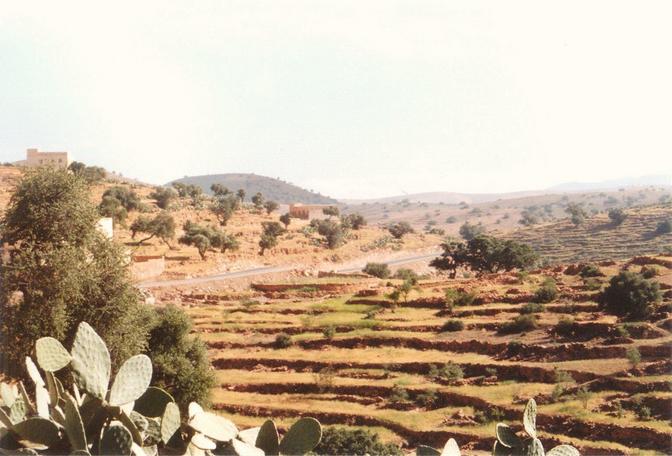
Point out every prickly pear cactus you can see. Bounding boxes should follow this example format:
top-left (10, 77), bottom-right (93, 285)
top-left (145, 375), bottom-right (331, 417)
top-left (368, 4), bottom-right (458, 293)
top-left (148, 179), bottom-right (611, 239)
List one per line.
top-left (278, 417), bottom-right (322, 455)
top-left (13, 417), bottom-right (61, 448)
top-left (523, 398), bottom-right (537, 439)
top-left (63, 393), bottom-right (87, 452)
top-left (100, 423), bottom-right (133, 456)
top-left (495, 423), bottom-right (522, 449)
top-left (188, 408), bottom-right (238, 442)
top-left (255, 419), bottom-right (280, 455)
top-left (160, 402), bottom-right (181, 445)
top-left (108, 354), bottom-right (152, 406)
top-left (70, 322), bottom-right (111, 400)
top-left (546, 445), bottom-right (580, 456)
top-left (35, 337), bottom-right (72, 372)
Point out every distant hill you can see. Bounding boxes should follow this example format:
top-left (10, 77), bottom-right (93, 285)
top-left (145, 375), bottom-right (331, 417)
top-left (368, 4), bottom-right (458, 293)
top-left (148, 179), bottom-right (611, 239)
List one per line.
top-left (341, 190), bottom-right (544, 205)
top-left (169, 173), bottom-right (337, 204)
top-left (548, 175), bottom-right (672, 192)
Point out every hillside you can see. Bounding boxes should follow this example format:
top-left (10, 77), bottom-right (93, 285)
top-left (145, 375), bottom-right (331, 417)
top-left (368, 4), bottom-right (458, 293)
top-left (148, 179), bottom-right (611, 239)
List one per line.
top-left (503, 204), bottom-right (672, 264)
top-left (170, 173), bottom-right (337, 204)
top-left (152, 255), bottom-right (672, 454)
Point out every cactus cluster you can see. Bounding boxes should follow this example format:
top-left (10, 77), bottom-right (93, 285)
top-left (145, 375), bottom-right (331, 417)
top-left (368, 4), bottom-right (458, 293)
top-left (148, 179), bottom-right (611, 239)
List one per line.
top-left (0, 322), bottom-right (322, 456)
top-left (493, 399), bottom-right (580, 456)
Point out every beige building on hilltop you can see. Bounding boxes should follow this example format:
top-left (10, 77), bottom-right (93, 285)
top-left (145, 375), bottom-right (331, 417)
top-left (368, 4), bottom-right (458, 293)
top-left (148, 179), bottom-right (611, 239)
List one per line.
top-left (14, 148), bottom-right (70, 169)
top-left (289, 203), bottom-right (332, 220)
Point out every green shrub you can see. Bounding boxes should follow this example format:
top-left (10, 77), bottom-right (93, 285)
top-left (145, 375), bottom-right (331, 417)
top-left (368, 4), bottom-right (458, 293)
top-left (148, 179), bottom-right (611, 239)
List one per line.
top-left (655, 219), bottom-right (672, 235)
top-left (626, 346), bottom-right (641, 368)
top-left (441, 319), bottom-right (465, 332)
top-left (583, 277), bottom-right (602, 291)
top-left (362, 262), bottom-right (390, 279)
top-left (428, 362), bottom-right (464, 384)
top-left (554, 317), bottom-right (575, 338)
top-left (598, 271), bottom-right (660, 320)
top-left (608, 208), bottom-right (627, 225)
top-left (146, 305), bottom-right (215, 411)
top-left (640, 265), bottom-right (659, 278)
top-left (520, 302), bottom-right (544, 314)
top-left (533, 277), bottom-right (558, 303)
top-left (274, 333), bottom-right (293, 348)
top-left (445, 288), bottom-right (477, 307)
top-left (393, 268), bottom-right (420, 284)
top-left (322, 326), bottom-right (336, 339)
top-left (579, 264), bottom-right (602, 277)
top-left (415, 389), bottom-right (439, 408)
top-left (388, 384), bottom-right (410, 404)
top-left (314, 427), bottom-right (402, 456)
top-left (499, 314), bottom-right (537, 334)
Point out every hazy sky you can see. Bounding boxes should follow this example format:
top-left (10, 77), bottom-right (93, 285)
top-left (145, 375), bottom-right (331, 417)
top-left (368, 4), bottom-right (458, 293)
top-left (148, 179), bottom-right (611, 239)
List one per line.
top-left (1, 1), bottom-right (671, 198)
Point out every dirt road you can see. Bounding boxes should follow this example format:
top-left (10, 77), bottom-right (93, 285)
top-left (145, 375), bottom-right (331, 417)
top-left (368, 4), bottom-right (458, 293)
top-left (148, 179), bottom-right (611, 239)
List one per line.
top-left (138, 251), bottom-right (440, 288)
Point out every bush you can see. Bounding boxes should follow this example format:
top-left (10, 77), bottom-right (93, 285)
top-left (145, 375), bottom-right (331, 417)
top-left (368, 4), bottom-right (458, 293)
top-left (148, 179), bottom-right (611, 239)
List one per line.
top-left (458, 221), bottom-right (485, 240)
top-left (520, 302), bottom-right (544, 314)
top-left (428, 362), bottom-right (464, 383)
top-left (640, 265), bottom-right (659, 278)
top-left (146, 305), bottom-right (215, 410)
top-left (533, 277), bottom-right (558, 303)
top-left (363, 262), bottom-right (391, 279)
top-left (393, 268), bottom-right (420, 284)
top-left (415, 389), bottom-right (439, 408)
top-left (499, 314), bottom-right (537, 334)
top-left (626, 346), bottom-right (641, 368)
top-left (388, 384), bottom-right (410, 404)
top-left (445, 288), bottom-right (477, 307)
top-left (579, 264), bottom-right (602, 278)
top-left (598, 271), bottom-right (660, 320)
top-left (314, 427), bottom-right (402, 456)
top-left (608, 208), bottom-right (627, 225)
top-left (387, 221), bottom-right (414, 239)
top-left (274, 333), bottom-right (292, 348)
top-left (655, 219), bottom-right (672, 235)
top-left (441, 319), bottom-right (465, 332)
top-left (554, 317), bottom-right (576, 338)
top-left (322, 325), bottom-right (336, 339)
top-left (583, 277), bottom-right (603, 291)
top-left (316, 219), bottom-right (346, 249)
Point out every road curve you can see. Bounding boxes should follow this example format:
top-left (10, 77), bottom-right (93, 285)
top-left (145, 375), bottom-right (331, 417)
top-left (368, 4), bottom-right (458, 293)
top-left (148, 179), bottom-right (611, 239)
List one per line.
top-left (138, 251), bottom-right (440, 288)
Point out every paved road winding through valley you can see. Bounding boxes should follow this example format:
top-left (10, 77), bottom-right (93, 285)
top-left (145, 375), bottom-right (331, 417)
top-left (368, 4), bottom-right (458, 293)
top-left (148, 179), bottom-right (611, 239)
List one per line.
top-left (139, 251), bottom-right (440, 288)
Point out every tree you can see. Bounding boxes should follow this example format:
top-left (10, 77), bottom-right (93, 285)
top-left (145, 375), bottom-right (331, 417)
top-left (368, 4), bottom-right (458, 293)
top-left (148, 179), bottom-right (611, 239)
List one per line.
top-left (279, 213), bottom-right (291, 229)
top-left (98, 195), bottom-right (128, 224)
top-left (258, 221), bottom-right (285, 255)
top-left (323, 206), bottom-right (340, 217)
top-left (0, 168), bottom-right (152, 376)
top-left (102, 186), bottom-right (141, 211)
top-left (251, 192), bottom-right (264, 210)
top-left (431, 235), bottom-right (537, 277)
top-left (210, 183), bottom-right (230, 196)
top-left (210, 195), bottom-right (239, 226)
top-left (172, 182), bottom-right (203, 207)
top-left (314, 428), bottom-right (402, 456)
top-left (398, 279), bottom-right (419, 303)
top-left (149, 186), bottom-right (177, 210)
top-left (179, 221), bottom-right (238, 259)
top-left (68, 161), bottom-right (106, 183)
top-left (236, 188), bottom-right (246, 203)
top-left (608, 208), bottom-right (627, 225)
top-left (388, 221), bottom-right (414, 239)
top-left (565, 203), bottom-right (587, 226)
top-left (264, 200), bottom-right (279, 214)
top-left (130, 212), bottom-right (176, 246)
top-left (655, 219), bottom-right (672, 235)
top-left (598, 271), bottom-right (660, 320)
top-left (519, 211), bottom-right (540, 226)
top-left (363, 262), bottom-right (390, 279)
top-left (145, 305), bottom-right (215, 410)
top-left (341, 213), bottom-right (366, 230)
top-left (316, 219), bottom-right (345, 249)
top-left (458, 221), bottom-right (485, 240)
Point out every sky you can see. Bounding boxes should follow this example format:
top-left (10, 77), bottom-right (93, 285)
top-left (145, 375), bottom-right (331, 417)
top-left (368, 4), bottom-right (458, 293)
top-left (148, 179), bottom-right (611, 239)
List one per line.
top-left (0, 1), bottom-right (671, 199)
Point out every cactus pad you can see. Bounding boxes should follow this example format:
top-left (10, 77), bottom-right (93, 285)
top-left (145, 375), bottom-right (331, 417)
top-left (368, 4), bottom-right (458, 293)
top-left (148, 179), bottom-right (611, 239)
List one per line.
top-left (238, 426), bottom-right (261, 447)
top-left (191, 433), bottom-right (217, 450)
top-left (25, 357), bottom-right (44, 387)
top-left (64, 393), bottom-right (87, 451)
top-left (13, 417), bottom-right (61, 448)
top-left (255, 419), bottom-right (279, 455)
top-left (100, 423), bottom-right (133, 456)
top-left (9, 395), bottom-right (28, 424)
top-left (416, 445), bottom-right (441, 456)
top-left (35, 337), bottom-right (72, 372)
top-left (496, 423), bottom-right (522, 448)
top-left (0, 382), bottom-right (18, 407)
top-left (109, 354), bottom-right (152, 406)
top-left (134, 387), bottom-right (174, 418)
top-left (523, 398), bottom-right (537, 439)
top-left (70, 322), bottom-right (111, 400)
top-left (441, 438), bottom-right (461, 456)
top-left (278, 417), bottom-right (322, 455)
top-left (189, 410), bottom-right (237, 442)
top-left (526, 438), bottom-right (545, 456)
top-left (546, 445), bottom-right (580, 456)
top-left (160, 402), bottom-right (181, 445)
top-left (232, 438), bottom-right (265, 456)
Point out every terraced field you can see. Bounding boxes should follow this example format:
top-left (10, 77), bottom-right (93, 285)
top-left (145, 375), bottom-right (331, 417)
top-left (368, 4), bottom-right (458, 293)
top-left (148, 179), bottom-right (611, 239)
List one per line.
top-left (176, 257), bottom-right (672, 455)
top-left (504, 204), bottom-right (672, 264)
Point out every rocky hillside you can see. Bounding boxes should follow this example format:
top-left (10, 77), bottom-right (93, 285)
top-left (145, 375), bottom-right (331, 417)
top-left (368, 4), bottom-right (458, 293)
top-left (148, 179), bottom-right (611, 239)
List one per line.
top-left (169, 173), bottom-right (337, 204)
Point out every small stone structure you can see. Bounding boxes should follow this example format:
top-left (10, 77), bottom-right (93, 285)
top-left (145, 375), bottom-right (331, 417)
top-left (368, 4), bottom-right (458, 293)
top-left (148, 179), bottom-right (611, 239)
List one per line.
top-left (288, 203), bottom-right (332, 220)
top-left (14, 148), bottom-right (70, 169)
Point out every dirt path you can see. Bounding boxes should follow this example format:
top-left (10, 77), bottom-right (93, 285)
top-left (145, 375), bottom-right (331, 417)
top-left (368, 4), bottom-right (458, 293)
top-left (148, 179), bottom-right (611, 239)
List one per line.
top-left (138, 250), bottom-right (441, 288)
